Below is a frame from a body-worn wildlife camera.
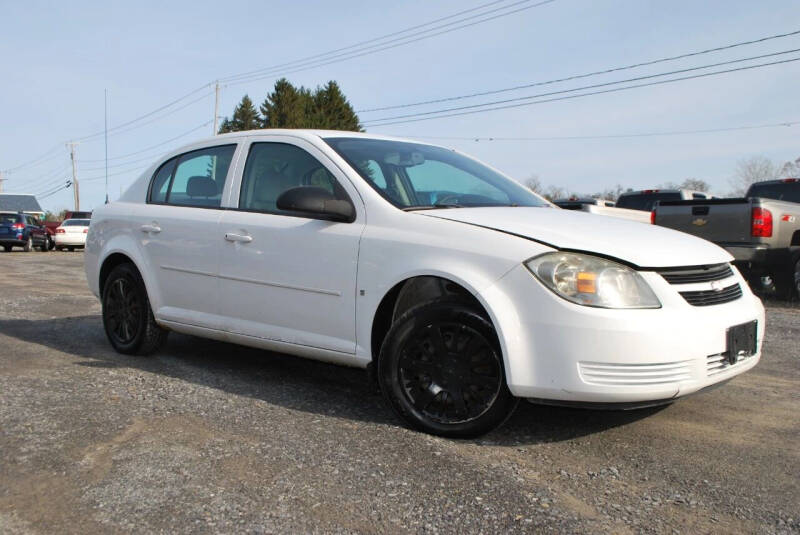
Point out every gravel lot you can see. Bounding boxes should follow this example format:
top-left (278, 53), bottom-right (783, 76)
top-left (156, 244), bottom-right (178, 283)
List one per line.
top-left (0, 252), bottom-right (797, 534)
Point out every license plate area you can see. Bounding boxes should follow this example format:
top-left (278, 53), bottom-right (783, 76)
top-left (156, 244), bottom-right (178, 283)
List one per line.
top-left (726, 320), bottom-right (757, 365)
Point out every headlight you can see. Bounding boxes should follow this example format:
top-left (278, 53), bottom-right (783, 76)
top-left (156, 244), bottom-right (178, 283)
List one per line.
top-left (525, 252), bottom-right (661, 309)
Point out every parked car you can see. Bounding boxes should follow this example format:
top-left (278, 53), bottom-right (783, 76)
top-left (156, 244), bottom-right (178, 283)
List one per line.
top-left (85, 130), bottom-right (764, 437)
top-left (617, 189), bottom-right (711, 212)
top-left (653, 178), bottom-right (800, 298)
top-left (554, 197), bottom-right (650, 223)
top-left (54, 218), bottom-right (91, 251)
top-left (0, 212), bottom-right (49, 252)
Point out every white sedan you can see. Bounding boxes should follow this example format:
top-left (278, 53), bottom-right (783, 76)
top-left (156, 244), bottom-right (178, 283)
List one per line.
top-left (55, 218), bottom-right (90, 250)
top-left (84, 130), bottom-right (764, 437)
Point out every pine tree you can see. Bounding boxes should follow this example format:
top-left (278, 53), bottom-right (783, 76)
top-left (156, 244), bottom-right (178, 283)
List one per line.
top-left (311, 81), bottom-right (362, 131)
top-left (260, 78), bottom-right (308, 128)
top-left (218, 95), bottom-right (261, 133)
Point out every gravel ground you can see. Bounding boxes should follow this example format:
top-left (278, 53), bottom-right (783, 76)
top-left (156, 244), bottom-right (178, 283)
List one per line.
top-left (0, 252), bottom-right (798, 534)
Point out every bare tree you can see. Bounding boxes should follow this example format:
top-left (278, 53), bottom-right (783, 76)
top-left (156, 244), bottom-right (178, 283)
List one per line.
top-left (679, 178), bottom-right (711, 192)
top-left (525, 174), bottom-right (544, 195)
top-left (543, 185), bottom-right (566, 201)
top-left (730, 156), bottom-right (778, 196)
top-left (778, 157), bottom-right (800, 178)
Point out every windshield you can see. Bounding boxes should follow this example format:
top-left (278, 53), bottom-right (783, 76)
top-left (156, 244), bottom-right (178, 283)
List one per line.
top-left (62, 219), bottom-right (90, 226)
top-left (616, 192), bottom-right (681, 211)
top-left (746, 181), bottom-right (800, 203)
top-left (324, 137), bottom-right (548, 210)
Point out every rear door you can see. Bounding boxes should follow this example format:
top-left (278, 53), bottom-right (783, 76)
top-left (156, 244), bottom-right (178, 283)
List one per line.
top-left (136, 143), bottom-right (238, 328)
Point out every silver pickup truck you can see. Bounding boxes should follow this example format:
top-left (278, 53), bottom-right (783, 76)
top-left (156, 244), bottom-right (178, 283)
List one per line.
top-left (653, 178), bottom-right (800, 298)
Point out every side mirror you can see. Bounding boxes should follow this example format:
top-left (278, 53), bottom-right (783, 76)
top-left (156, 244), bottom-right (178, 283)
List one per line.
top-left (276, 186), bottom-right (355, 223)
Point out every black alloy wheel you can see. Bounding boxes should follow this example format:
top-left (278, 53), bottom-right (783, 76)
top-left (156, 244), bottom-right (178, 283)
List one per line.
top-left (378, 299), bottom-right (518, 438)
top-left (102, 263), bottom-right (168, 355)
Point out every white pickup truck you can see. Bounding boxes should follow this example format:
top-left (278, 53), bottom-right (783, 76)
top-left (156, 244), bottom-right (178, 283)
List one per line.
top-left (554, 197), bottom-right (651, 223)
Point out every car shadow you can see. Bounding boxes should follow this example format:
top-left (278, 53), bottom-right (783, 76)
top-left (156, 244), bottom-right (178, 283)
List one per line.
top-left (0, 315), bottom-right (663, 445)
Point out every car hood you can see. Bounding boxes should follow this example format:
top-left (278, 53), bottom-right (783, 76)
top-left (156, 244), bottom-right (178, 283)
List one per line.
top-left (422, 206), bottom-right (733, 268)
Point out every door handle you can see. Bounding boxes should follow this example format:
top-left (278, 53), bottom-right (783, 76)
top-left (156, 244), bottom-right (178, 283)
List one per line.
top-left (140, 224), bottom-right (162, 233)
top-left (225, 233), bottom-right (253, 243)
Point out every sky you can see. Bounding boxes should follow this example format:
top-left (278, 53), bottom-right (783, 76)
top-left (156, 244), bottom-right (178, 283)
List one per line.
top-left (1, 0), bottom-right (798, 212)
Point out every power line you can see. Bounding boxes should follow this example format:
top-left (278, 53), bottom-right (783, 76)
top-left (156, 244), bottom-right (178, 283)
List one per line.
top-left (223, 0), bottom-right (557, 87)
top-left (364, 54), bottom-right (800, 127)
top-left (357, 28), bottom-right (800, 113)
top-left (77, 120), bottom-right (213, 165)
top-left (220, 0), bottom-right (512, 83)
top-left (3, 0), bottom-right (549, 175)
top-left (403, 120), bottom-right (800, 142)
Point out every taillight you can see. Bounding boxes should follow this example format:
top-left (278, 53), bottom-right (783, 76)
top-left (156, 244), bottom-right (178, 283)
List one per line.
top-left (56, 228), bottom-right (65, 233)
top-left (650, 210), bottom-right (656, 224)
top-left (83, 229), bottom-right (89, 234)
top-left (12, 223), bottom-right (24, 230)
top-left (751, 207), bottom-right (773, 237)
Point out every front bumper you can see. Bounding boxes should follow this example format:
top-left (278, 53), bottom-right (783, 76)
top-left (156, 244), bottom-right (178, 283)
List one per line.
top-left (482, 263), bottom-right (765, 404)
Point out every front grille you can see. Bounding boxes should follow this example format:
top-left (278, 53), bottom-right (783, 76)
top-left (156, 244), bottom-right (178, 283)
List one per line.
top-left (658, 263), bottom-right (733, 284)
top-left (706, 352), bottom-right (753, 376)
top-left (579, 360), bottom-right (693, 386)
top-left (679, 284), bottom-right (742, 306)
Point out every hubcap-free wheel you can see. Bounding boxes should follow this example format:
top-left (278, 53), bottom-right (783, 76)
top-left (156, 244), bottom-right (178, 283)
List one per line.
top-left (378, 299), bottom-right (518, 438)
top-left (102, 263), bottom-right (168, 355)
top-left (105, 277), bottom-right (142, 345)
top-left (24, 237), bottom-right (32, 252)
top-left (793, 258), bottom-right (800, 298)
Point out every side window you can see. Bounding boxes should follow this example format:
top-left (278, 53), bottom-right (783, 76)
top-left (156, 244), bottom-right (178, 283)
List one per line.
top-left (149, 158), bottom-right (178, 203)
top-left (692, 193), bottom-right (706, 199)
top-left (239, 142), bottom-right (347, 214)
top-left (167, 145), bottom-right (236, 208)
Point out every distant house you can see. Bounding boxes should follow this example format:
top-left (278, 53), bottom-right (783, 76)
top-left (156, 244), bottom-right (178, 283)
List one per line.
top-left (0, 194), bottom-right (45, 216)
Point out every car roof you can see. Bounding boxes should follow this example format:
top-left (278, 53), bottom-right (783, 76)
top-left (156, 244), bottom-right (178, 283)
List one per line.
top-left (166, 129), bottom-right (440, 158)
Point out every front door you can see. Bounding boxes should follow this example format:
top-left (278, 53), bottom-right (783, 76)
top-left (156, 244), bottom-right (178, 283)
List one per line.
top-left (218, 139), bottom-right (363, 354)
top-left (137, 144), bottom-right (237, 328)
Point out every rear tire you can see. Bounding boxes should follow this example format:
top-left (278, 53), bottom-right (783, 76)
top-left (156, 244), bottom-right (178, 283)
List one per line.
top-left (2, 245), bottom-right (11, 252)
top-left (377, 298), bottom-right (518, 438)
top-left (102, 263), bottom-right (168, 355)
top-left (68, 246), bottom-right (75, 252)
top-left (23, 237), bottom-right (32, 252)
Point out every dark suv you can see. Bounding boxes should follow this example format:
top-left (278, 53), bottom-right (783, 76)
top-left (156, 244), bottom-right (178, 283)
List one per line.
top-left (0, 212), bottom-right (49, 252)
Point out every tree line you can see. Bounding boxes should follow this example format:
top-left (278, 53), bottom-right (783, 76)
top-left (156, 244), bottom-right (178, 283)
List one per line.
top-left (218, 78), bottom-right (362, 133)
top-left (526, 155), bottom-right (799, 201)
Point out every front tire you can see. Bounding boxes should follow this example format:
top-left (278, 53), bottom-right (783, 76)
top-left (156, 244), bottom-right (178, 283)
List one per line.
top-left (377, 299), bottom-right (518, 438)
top-left (102, 263), bottom-right (168, 355)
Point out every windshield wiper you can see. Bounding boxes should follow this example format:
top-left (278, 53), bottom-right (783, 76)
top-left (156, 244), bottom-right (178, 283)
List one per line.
top-left (402, 203), bottom-right (462, 211)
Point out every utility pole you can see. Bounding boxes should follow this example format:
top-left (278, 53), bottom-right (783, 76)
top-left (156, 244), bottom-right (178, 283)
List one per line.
top-left (213, 81), bottom-right (220, 135)
top-left (0, 171), bottom-right (5, 193)
top-left (67, 142), bottom-right (80, 211)
top-left (104, 89), bottom-right (109, 204)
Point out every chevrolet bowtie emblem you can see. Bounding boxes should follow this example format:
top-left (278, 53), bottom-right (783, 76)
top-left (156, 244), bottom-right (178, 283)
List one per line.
top-left (692, 218), bottom-right (708, 226)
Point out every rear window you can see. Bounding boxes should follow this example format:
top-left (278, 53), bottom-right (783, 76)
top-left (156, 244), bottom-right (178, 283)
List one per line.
top-left (1, 213), bottom-right (21, 224)
top-left (746, 181), bottom-right (800, 203)
top-left (62, 219), bottom-right (90, 226)
top-left (616, 192), bottom-right (682, 211)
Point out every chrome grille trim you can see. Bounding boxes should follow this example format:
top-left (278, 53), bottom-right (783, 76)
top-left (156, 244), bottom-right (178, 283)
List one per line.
top-left (679, 284), bottom-right (742, 306)
top-left (658, 263), bottom-right (734, 285)
top-left (579, 360), bottom-right (693, 386)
